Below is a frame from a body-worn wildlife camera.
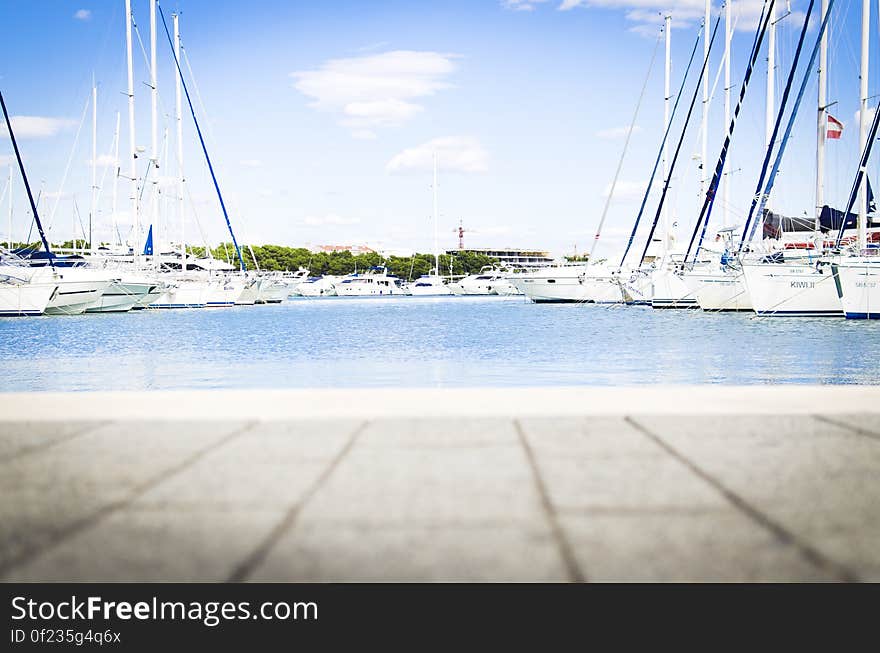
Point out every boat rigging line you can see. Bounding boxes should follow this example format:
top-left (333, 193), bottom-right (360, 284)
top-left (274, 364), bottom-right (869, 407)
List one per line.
top-left (588, 25), bottom-right (663, 261)
top-left (618, 24), bottom-right (705, 268)
top-left (0, 89), bottom-right (55, 268)
top-left (156, 2), bottom-right (247, 272)
top-left (636, 14), bottom-right (722, 267)
top-left (684, 0), bottom-right (779, 264)
top-left (743, 0), bottom-right (834, 247)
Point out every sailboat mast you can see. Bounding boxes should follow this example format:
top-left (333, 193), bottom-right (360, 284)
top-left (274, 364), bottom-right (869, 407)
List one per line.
top-left (174, 13), bottom-right (185, 269)
top-left (7, 165), bottom-right (12, 250)
top-left (125, 0), bottom-right (139, 261)
top-left (150, 0), bottom-right (159, 267)
top-left (662, 15), bottom-right (671, 256)
top-left (701, 0), bottom-right (710, 204)
top-left (0, 90), bottom-right (54, 266)
top-left (766, 0), bottom-right (776, 151)
top-left (764, 3), bottom-right (776, 148)
top-left (111, 111), bottom-right (120, 246)
top-left (858, 0), bottom-right (870, 252)
top-left (433, 152), bottom-right (439, 276)
top-left (90, 81), bottom-right (97, 252)
top-left (815, 0), bottom-right (828, 229)
top-left (723, 0), bottom-right (731, 228)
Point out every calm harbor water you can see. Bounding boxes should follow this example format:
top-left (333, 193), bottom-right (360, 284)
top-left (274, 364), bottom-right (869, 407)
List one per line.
top-left (1, 295), bottom-right (878, 392)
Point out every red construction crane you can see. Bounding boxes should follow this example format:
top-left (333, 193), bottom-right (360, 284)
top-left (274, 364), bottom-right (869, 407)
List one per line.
top-left (453, 219), bottom-right (473, 250)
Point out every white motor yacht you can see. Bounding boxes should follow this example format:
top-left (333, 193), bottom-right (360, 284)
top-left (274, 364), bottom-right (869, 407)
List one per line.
top-left (283, 268), bottom-right (311, 296)
top-left (26, 266), bottom-right (112, 315)
top-left (296, 276), bottom-right (337, 297)
top-left (256, 274), bottom-right (290, 303)
top-left (408, 273), bottom-right (453, 296)
top-left (448, 266), bottom-right (506, 296)
top-left (513, 265), bottom-right (591, 303)
top-left (0, 271), bottom-right (57, 316)
top-left (335, 267), bottom-right (409, 296)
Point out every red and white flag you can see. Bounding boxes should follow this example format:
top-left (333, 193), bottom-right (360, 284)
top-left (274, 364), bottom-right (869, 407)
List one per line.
top-left (826, 114), bottom-right (844, 139)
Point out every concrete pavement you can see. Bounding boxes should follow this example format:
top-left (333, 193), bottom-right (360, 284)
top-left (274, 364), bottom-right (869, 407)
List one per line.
top-left (0, 386), bottom-right (878, 581)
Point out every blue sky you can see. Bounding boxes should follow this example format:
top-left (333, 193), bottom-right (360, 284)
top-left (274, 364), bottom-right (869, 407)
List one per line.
top-left (0, 0), bottom-right (872, 258)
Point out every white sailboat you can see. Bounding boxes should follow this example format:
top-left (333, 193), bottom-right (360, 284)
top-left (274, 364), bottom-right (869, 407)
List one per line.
top-left (834, 258), bottom-right (880, 318)
top-left (830, 0), bottom-right (880, 318)
top-left (408, 153), bottom-right (452, 296)
top-left (739, 0), bottom-right (844, 317)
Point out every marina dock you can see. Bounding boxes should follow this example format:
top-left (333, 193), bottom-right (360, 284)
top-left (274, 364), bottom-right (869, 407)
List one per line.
top-left (1, 385), bottom-right (878, 582)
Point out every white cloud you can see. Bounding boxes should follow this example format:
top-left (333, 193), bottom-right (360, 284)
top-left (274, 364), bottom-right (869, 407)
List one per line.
top-left (74, 9), bottom-right (91, 21)
top-left (239, 159), bottom-right (263, 168)
top-left (0, 116), bottom-right (76, 139)
top-left (596, 125), bottom-right (642, 140)
top-left (602, 179), bottom-right (647, 201)
top-left (0, 154), bottom-right (13, 166)
top-left (302, 213), bottom-right (362, 227)
top-left (502, 0), bottom-right (552, 10)
top-left (291, 50), bottom-right (458, 137)
top-left (386, 137), bottom-right (489, 174)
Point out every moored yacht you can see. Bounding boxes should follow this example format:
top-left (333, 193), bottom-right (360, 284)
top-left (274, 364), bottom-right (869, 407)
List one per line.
top-left (150, 275), bottom-right (209, 309)
top-left (448, 266), bottom-right (505, 296)
top-left (256, 274), bottom-right (290, 303)
top-left (0, 271), bottom-right (57, 316)
top-left (205, 276), bottom-right (245, 307)
top-left (832, 255), bottom-right (880, 318)
top-left (335, 267), bottom-right (408, 296)
top-left (296, 276), bottom-right (337, 297)
top-left (742, 255), bottom-right (843, 317)
top-left (408, 272), bottom-right (452, 296)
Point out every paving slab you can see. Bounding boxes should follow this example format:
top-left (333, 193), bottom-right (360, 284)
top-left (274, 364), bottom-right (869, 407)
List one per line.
top-left (0, 420), bottom-right (104, 462)
top-left (0, 420), bottom-right (250, 575)
top-left (6, 508), bottom-right (286, 582)
top-left (560, 511), bottom-right (838, 582)
top-left (248, 522), bottom-right (569, 582)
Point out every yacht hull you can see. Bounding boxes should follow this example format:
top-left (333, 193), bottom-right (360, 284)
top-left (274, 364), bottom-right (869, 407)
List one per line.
top-left (235, 279), bottom-right (261, 305)
top-left (257, 280), bottom-right (289, 304)
top-left (516, 276), bottom-right (592, 303)
top-left (651, 269), bottom-right (698, 309)
top-left (206, 279), bottom-right (245, 307)
top-left (84, 281), bottom-right (145, 313)
top-left (742, 263), bottom-right (842, 317)
top-left (833, 258), bottom-right (880, 319)
top-left (150, 281), bottom-right (209, 309)
top-left (0, 282), bottom-right (57, 316)
top-left (408, 275), bottom-right (452, 295)
top-left (686, 270), bottom-right (753, 312)
top-left (45, 279), bottom-right (111, 315)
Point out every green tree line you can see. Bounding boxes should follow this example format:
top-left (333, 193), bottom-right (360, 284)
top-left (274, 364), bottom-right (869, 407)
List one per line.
top-left (197, 244), bottom-right (500, 279)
